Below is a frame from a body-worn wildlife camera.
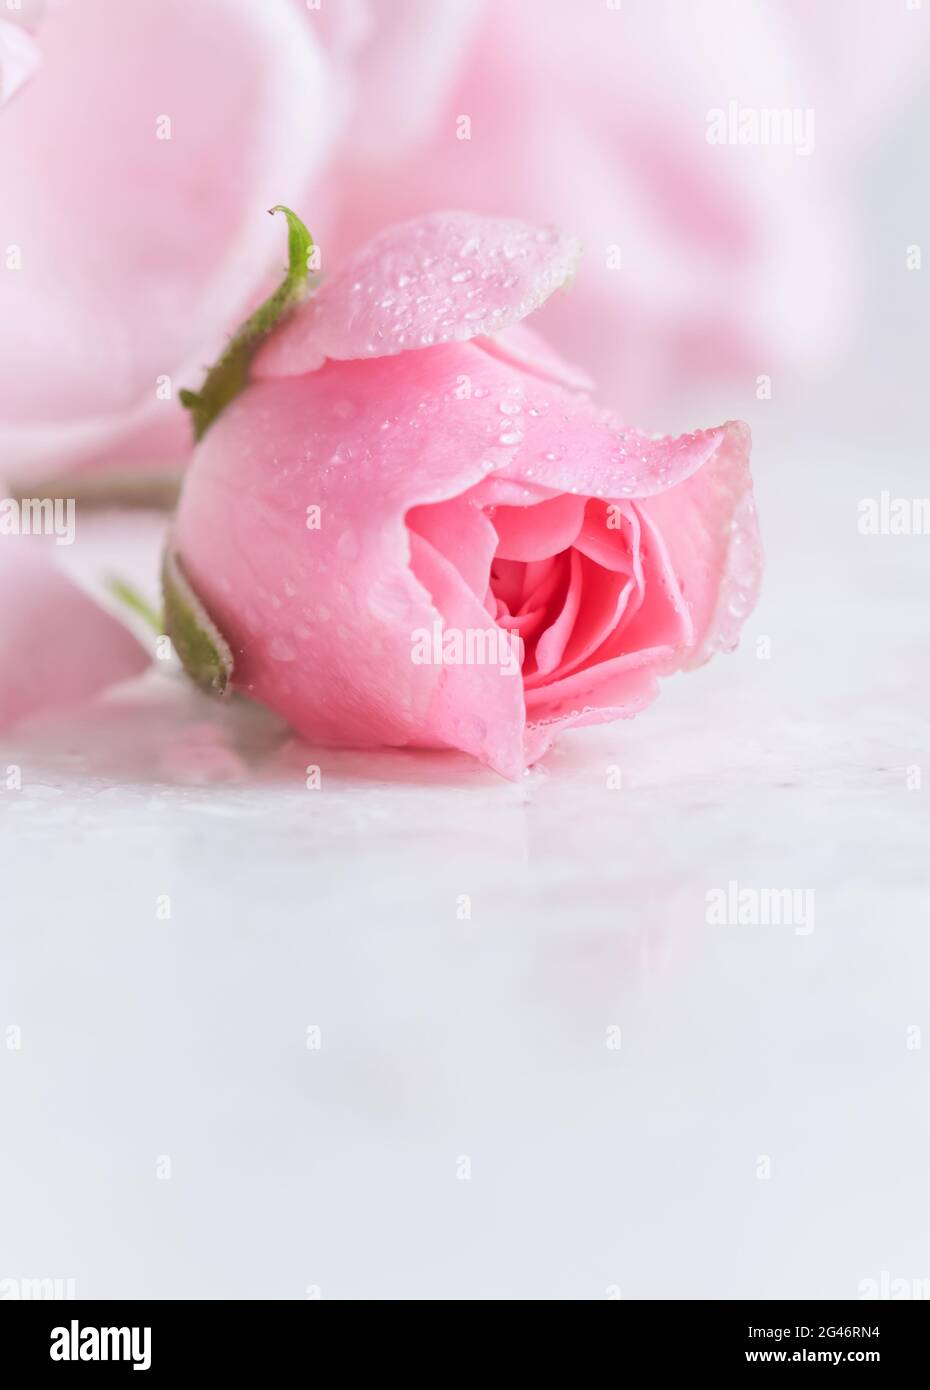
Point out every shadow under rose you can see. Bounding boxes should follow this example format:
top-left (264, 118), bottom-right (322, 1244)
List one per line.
top-left (0, 667), bottom-right (522, 793)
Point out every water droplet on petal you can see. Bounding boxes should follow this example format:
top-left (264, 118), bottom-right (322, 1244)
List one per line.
top-left (269, 636), bottom-right (296, 662)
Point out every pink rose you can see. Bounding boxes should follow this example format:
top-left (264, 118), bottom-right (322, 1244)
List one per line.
top-left (171, 213), bottom-right (761, 778)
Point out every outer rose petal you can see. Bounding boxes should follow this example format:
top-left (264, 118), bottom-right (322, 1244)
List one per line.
top-left (0, 547), bottom-right (149, 731)
top-left (0, 0), bottom-right (340, 481)
top-left (0, 18), bottom-right (40, 107)
top-left (255, 212), bottom-right (582, 378)
top-left (494, 417), bottom-right (738, 501)
top-left (635, 420), bottom-right (762, 667)
top-left (524, 665), bottom-right (661, 768)
top-left (473, 323), bottom-right (594, 393)
top-left (270, 315), bottom-right (738, 504)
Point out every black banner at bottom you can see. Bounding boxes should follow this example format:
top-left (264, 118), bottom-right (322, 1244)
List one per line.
top-left (0, 1298), bottom-right (922, 1375)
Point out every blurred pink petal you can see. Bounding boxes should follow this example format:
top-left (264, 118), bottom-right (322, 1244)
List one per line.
top-left (329, 0), bottom-right (484, 166)
top-left (0, 546), bottom-right (149, 731)
top-left (0, 18), bottom-right (40, 107)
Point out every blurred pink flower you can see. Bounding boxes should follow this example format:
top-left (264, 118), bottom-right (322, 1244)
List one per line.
top-left (322, 0), bottom-right (924, 414)
top-left (171, 214), bottom-right (761, 778)
top-left (0, 0), bottom-right (922, 485)
top-left (0, 0), bottom-right (342, 483)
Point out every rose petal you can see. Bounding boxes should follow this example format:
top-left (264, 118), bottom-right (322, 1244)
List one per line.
top-left (299, 0), bottom-right (370, 64)
top-left (572, 499), bottom-right (636, 573)
top-left (525, 642), bottom-right (669, 718)
top-left (462, 475), bottom-right (558, 508)
top-left (255, 212), bottom-right (582, 377)
top-left (611, 505), bottom-right (694, 660)
top-left (407, 533), bottom-right (525, 778)
top-left (633, 419), bottom-right (761, 665)
top-left (487, 557), bottom-right (527, 616)
top-left (499, 604), bottom-right (547, 643)
top-left (523, 663), bottom-right (660, 766)
top-left (330, 0), bottom-right (482, 164)
top-left (518, 555), bottom-right (568, 616)
top-left (528, 558), bottom-right (638, 688)
top-left (0, 546), bottom-right (149, 731)
top-left (0, 17), bottom-right (40, 108)
top-left (489, 493), bottom-right (585, 562)
top-left (532, 549), bottom-right (583, 676)
top-left (496, 415), bottom-right (735, 501)
top-left (406, 496), bottom-right (497, 600)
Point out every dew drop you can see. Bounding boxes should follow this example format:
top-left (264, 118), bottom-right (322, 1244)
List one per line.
top-left (268, 636), bottom-right (296, 663)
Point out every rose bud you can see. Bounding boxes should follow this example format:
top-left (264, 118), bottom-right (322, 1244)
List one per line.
top-left (168, 210), bottom-right (761, 779)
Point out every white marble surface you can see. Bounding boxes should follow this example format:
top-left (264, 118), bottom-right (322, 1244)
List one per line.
top-left (1, 378), bottom-right (928, 1297)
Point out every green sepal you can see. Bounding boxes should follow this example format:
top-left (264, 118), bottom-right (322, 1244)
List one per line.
top-left (180, 205), bottom-right (314, 442)
top-left (162, 549), bottom-right (233, 698)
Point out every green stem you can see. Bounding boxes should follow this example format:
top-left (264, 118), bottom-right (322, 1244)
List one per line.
top-left (106, 575), bottom-right (164, 635)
